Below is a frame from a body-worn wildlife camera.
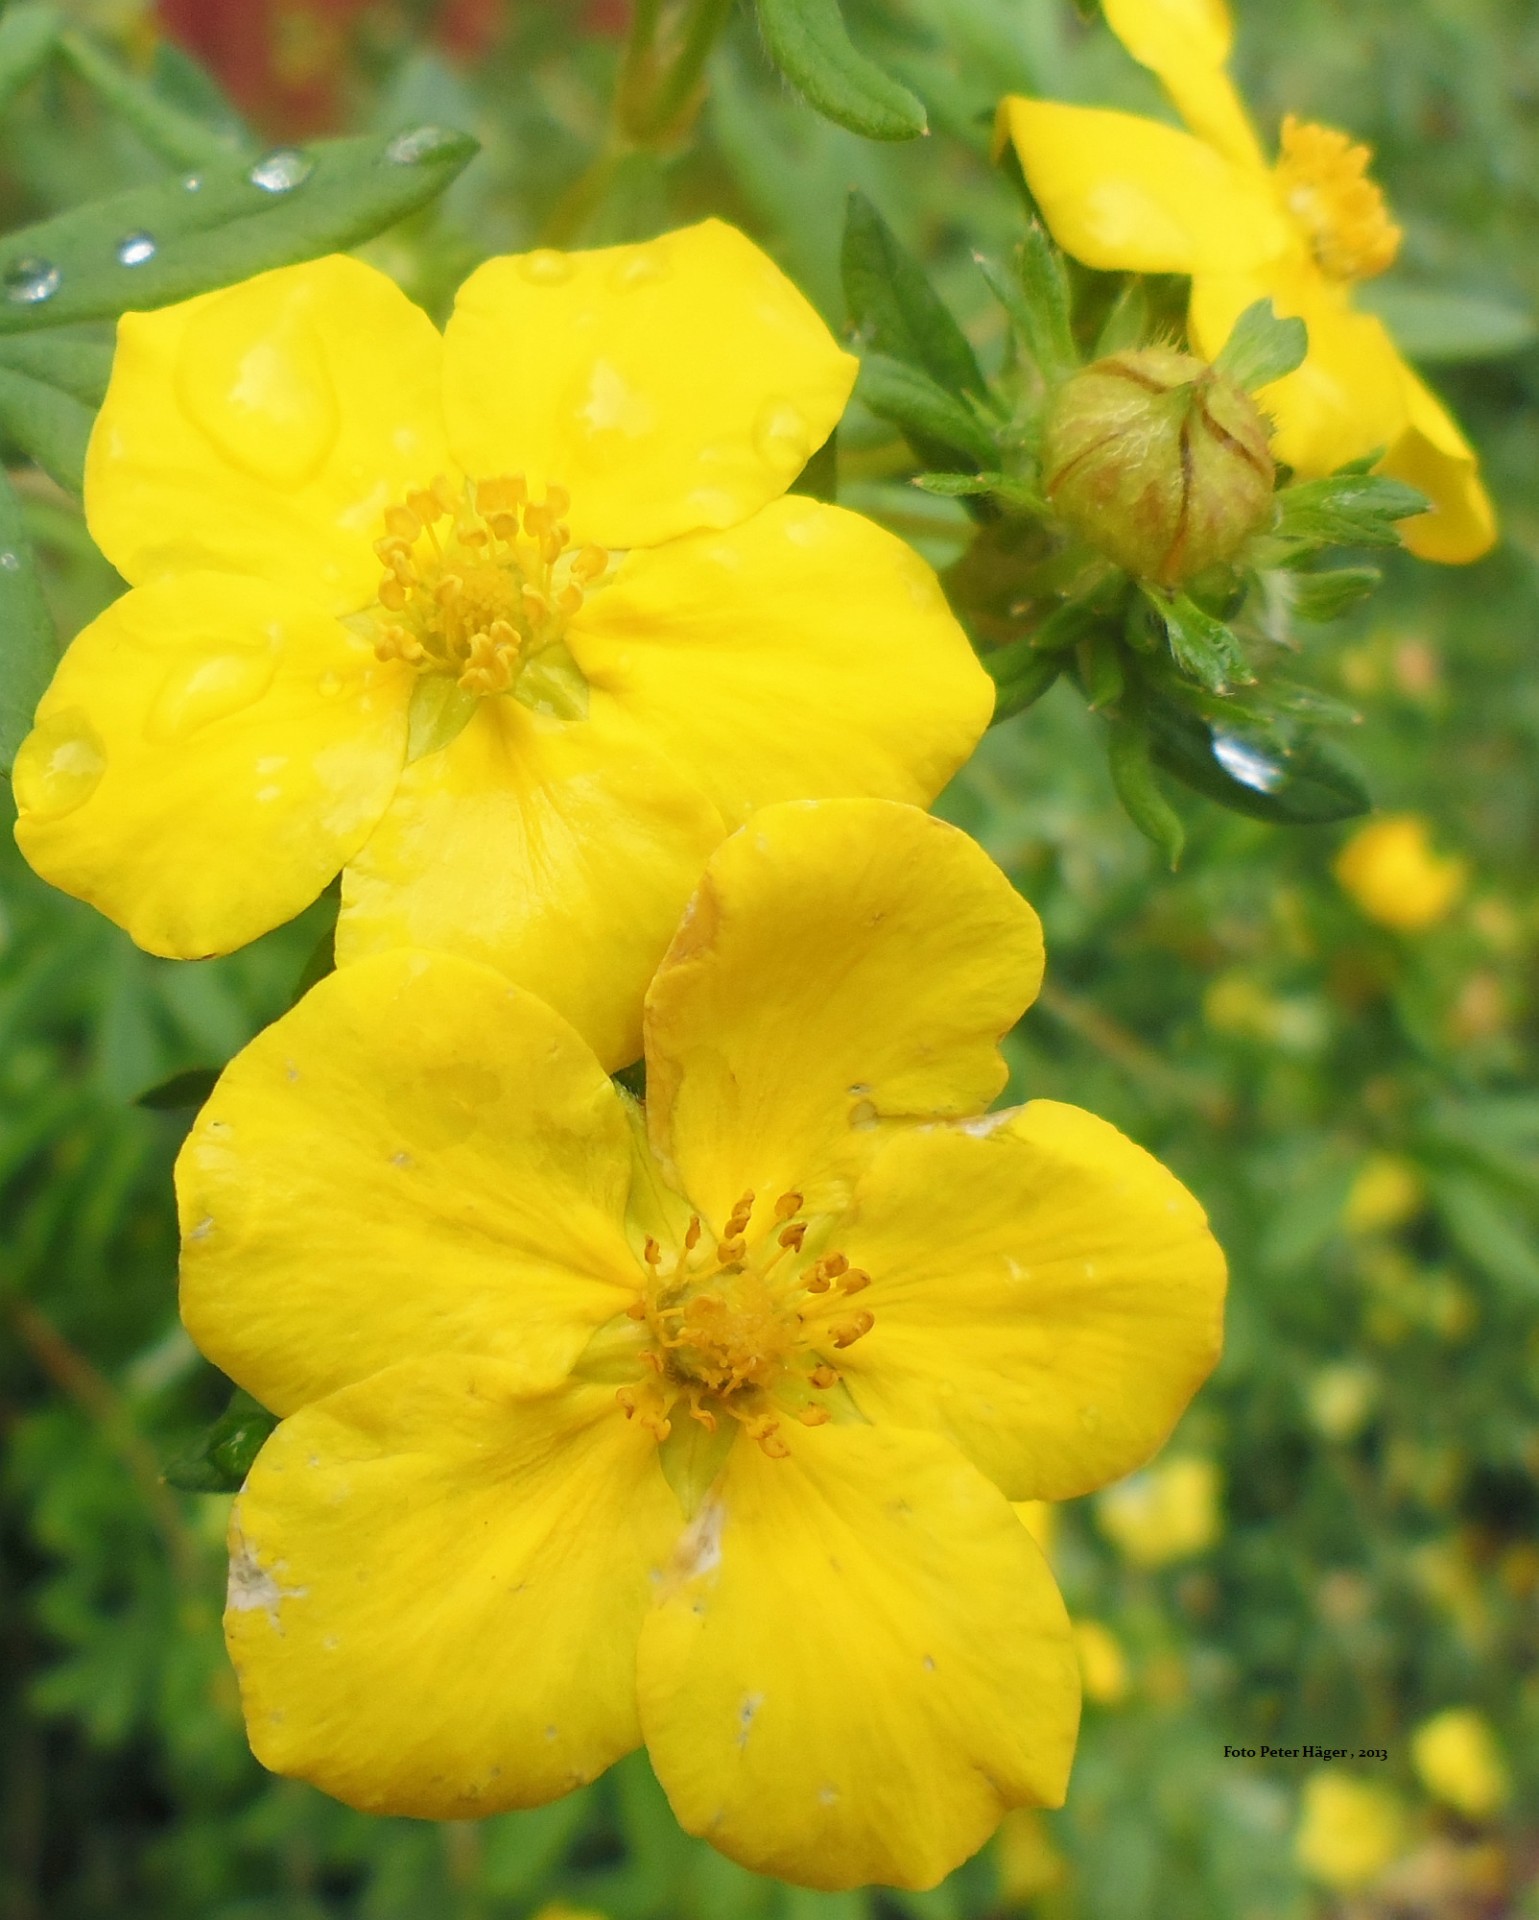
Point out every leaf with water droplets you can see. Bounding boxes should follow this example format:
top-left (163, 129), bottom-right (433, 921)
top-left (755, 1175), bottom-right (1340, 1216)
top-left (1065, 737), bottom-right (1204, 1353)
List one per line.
top-left (0, 465), bottom-right (57, 774)
top-left (1142, 691), bottom-right (1371, 825)
top-left (0, 127), bottom-right (478, 337)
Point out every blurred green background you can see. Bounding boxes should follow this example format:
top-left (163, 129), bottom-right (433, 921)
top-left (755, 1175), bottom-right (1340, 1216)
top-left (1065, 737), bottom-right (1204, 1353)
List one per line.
top-left (1, 0), bottom-right (1535, 1915)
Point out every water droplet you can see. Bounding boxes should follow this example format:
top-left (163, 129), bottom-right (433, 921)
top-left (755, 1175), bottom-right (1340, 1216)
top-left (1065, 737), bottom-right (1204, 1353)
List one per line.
top-left (519, 248), bottom-right (574, 285)
top-left (384, 125), bottom-right (456, 165)
top-left (116, 231), bottom-right (157, 268)
top-left (3, 256), bottom-right (59, 306)
top-left (182, 173), bottom-right (203, 192)
top-left (1079, 1405), bottom-right (1102, 1432)
top-left (317, 669), bottom-right (344, 697)
top-left (248, 148), bottom-right (313, 194)
top-left (12, 709), bottom-right (107, 820)
top-left (146, 645), bottom-right (279, 744)
top-left (0, 550), bottom-right (19, 571)
top-left (178, 280), bottom-right (340, 488)
top-left (753, 397), bottom-right (813, 475)
top-left (610, 248), bottom-right (670, 291)
top-left (1212, 729), bottom-right (1285, 793)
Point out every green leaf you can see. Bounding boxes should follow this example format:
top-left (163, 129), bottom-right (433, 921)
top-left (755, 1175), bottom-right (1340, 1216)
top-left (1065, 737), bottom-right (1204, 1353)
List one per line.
top-left (856, 353), bottom-right (997, 469)
top-left (1430, 1172), bottom-right (1539, 1298)
top-left (1355, 283), bottom-right (1538, 363)
top-left (982, 635), bottom-right (1061, 721)
top-left (1285, 566), bottom-right (1382, 623)
top-left (0, 126), bottom-right (478, 336)
top-left (1107, 712), bottom-right (1185, 868)
top-left (1094, 277), bottom-right (1149, 357)
top-left (1144, 695), bottom-right (1371, 825)
top-left (163, 1388), bottom-right (279, 1492)
top-left (57, 28), bottom-right (249, 170)
top-left (1213, 298), bottom-right (1308, 390)
top-left (978, 225), bottom-right (1076, 385)
top-left (754, 0), bottom-right (927, 140)
top-left (841, 190), bottom-right (985, 397)
top-left (913, 469), bottom-right (1044, 510)
top-left (0, 327), bottom-right (113, 405)
top-left (0, 4), bottom-right (60, 118)
top-left (789, 429), bottom-right (837, 501)
top-left (133, 1066), bottom-right (220, 1111)
top-left (1143, 586), bottom-right (1251, 692)
top-left (0, 467), bottom-right (56, 772)
top-left (1272, 469), bottom-right (1427, 552)
top-left (1076, 630), bottom-right (1124, 709)
top-left (0, 363), bottom-right (92, 493)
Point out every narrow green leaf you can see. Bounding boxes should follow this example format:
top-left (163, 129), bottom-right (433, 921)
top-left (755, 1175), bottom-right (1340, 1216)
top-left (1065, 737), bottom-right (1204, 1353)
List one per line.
top-left (755, 0), bottom-right (927, 140)
top-left (0, 363), bottom-right (93, 493)
top-left (1285, 566), bottom-right (1382, 623)
top-left (983, 636), bottom-right (1061, 721)
top-left (1272, 469), bottom-right (1427, 552)
top-left (135, 1066), bottom-right (221, 1111)
top-left (1076, 630), bottom-right (1124, 709)
top-left (1107, 713), bottom-right (1185, 869)
top-left (1144, 695), bottom-right (1371, 825)
top-left (147, 35), bottom-right (254, 151)
top-left (842, 190), bottom-right (985, 397)
top-left (856, 353), bottom-right (997, 469)
top-left (0, 467), bottom-right (56, 772)
top-left (1144, 586), bottom-right (1250, 692)
top-left (163, 1388), bottom-right (279, 1492)
top-left (58, 28), bottom-right (247, 170)
top-left (0, 327), bottom-right (113, 405)
top-left (0, 127), bottom-right (478, 336)
top-left (1355, 283), bottom-right (1538, 364)
top-left (913, 469), bottom-right (1044, 510)
top-left (1010, 224), bottom-right (1076, 384)
top-left (1094, 278), bottom-right (1148, 357)
top-left (1430, 1172), bottom-right (1539, 1298)
top-left (1213, 297), bottom-right (1308, 390)
top-left (0, 4), bottom-right (60, 118)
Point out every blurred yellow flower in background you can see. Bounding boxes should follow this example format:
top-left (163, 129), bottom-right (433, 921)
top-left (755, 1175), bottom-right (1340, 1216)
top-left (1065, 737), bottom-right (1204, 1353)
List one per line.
top-left (1096, 1455), bottom-right (1221, 1567)
top-left (1343, 1153), bottom-right (1425, 1235)
top-left (1073, 1620), bottom-right (1131, 1705)
top-left (994, 1808), bottom-right (1069, 1902)
top-left (1295, 1774), bottom-right (1407, 1889)
top-left (1334, 815), bottom-right (1467, 932)
top-left (997, 0), bottom-right (1495, 563)
top-left (13, 224), bottom-right (989, 1070)
top-left (178, 799), bottom-right (1227, 1891)
top-left (1412, 1709), bottom-right (1511, 1819)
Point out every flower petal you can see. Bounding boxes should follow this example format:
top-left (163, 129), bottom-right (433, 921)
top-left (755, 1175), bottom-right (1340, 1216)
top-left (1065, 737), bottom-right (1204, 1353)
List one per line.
top-left (1384, 363), bottom-right (1496, 564)
top-left (996, 99), bottom-right (1288, 275)
top-left (835, 1101), bottom-right (1226, 1501)
top-left (86, 256), bottom-right (451, 614)
top-left (1189, 266), bottom-right (1408, 475)
top-left (13, 573), bottom-right (408, 958)
top-left (336, 698), bottom-right (725, 1074)
top-left (637, 1421), bottom-right (1078, 1891)
top-left (644, 799), bottom-right (1043, 1227)
top-left (570, 497), bottom-right (992, 826)
top-left (227, 1360), bottom-right (677, 1818)
top-left (178, 949), bottom-right (640, 1414)
top-left (442, 221), bottom-right (857, 551)
top-left (1100, 0), bottom-right (1264, 167)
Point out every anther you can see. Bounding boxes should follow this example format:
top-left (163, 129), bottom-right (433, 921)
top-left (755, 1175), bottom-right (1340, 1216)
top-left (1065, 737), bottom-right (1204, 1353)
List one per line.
top-left (545, 484), bottom-right (571, 518)
top-left (684, 1217), bottom-right (702, 1251)
top-left (406, 486), bottom-right (447, 525)
top-left (818, 1253), bottom-right (849, 1280)
top-left (716, 1237), bottom-right (746, 1266)
top-left (725, 1191), bottom-right (755, 1235)
top-left (778, 1222), bottom-right (807, 1251)
top-left (689, 1404), bottom-right (719, 1433)
top-left (557, 585), bottom-right (584, 616)
top-left (625, 1300), bottom-right (647, 1320)
top-left (572, 546), bottom-right (608, 583)
top-left (797, 1404), bottom-right (831, 1426)
top-left (378, 578), bottom-right (407, 611)
top-left (643, 1236), bottom-right (662, 1266)
top-left (808, 1364), bottom-right (839, 1389)
top-left (805, 1272), bottom-right (831, 1294)
top-left (774, 1192), bottom-right (803, 1221)
top-left (523, 502), bottom-right (553, 538)
top-left (839, 1269), bottom-right (871, 1294)
top-left (831, 1312), bottom-right (875, 1349)
top-left (384, 504), bottom-right (420, 541)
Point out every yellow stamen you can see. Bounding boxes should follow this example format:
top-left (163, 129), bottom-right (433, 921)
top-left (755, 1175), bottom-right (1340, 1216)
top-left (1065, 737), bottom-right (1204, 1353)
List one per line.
top-left (1275, 115), bottom-right (1401, 282)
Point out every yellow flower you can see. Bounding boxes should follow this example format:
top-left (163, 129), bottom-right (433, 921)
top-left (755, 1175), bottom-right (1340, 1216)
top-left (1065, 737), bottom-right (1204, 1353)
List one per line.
top-left (1412, 1709), bottom-right (1510, 1820)
top-left (1296, 1774), bottom-right (1406, 1889)
top-left (177, 798), bottom-right (1226, 1891)
top-left (1073, 1619), bottom-right (1131, 1705)
top-left (1343, 1153), bottom-right (1424, 1235)
top-left (1095, 1454), bottom-right (1220, 1566)
top-left (12, 225), bottom-right (990, 1071)
top-left (1334, 815), bottom-right (1466, 932)
top-left (996, 0), bottom-right (1495, 564)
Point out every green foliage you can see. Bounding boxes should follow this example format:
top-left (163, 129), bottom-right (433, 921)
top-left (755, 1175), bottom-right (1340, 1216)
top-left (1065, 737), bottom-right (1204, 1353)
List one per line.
top-left (754, 0), bottom-right (928, 140)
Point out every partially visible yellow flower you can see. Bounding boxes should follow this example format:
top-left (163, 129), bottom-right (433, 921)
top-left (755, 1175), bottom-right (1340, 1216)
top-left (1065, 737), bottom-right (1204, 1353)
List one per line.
top-left (1296, 1774), bottom-right (1406, 1889)
top-left (1344, 1153), bottom-right (1424, 1235)
top-left (1096, 1455), bottom-right (1220, 1566)
top-left (995, 1808), bottom-right (1069, 1901)
top-left (1412, 1709), bottom-right (1510, 1820)
top-left (1305, 1362), bottom-right (1379, 1443)
top-left (1335, 816), bottom-right (1467, 932)
top-left (997, 0), bottom-right (1495, 563)
top-left (1073, 1620), bottom-right (1131, 1705)
top-left (13, 224), bottom-right (990, 1071)
top-left (177, 798), bottom-right (1227, 1891)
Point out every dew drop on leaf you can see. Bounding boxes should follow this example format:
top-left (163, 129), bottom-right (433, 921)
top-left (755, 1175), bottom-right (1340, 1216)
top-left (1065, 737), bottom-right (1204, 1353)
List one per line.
top-left (116, 232), bottom-right (157, 267)
top-left (248, 149), bottom-right (313, 193)
top-left (3, 256), bottom-right (60, 305)
top-left (1212, 730), bottom-right (1286, 793)
top-left (384, 126), bottom-right (456, 165)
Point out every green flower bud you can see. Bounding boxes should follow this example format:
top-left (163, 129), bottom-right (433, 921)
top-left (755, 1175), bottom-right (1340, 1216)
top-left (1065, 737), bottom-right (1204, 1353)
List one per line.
top-left (1042, 347), bottom-right (1275, 586)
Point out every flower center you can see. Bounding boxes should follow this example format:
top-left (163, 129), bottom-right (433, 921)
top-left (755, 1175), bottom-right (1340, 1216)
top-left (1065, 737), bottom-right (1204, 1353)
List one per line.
top-left (616, 1189), bottom-right (876, 1458)
top-left (370, 474), bottom-right (609, 698)
top-left (1274, 114), bottom-right (1402, 283)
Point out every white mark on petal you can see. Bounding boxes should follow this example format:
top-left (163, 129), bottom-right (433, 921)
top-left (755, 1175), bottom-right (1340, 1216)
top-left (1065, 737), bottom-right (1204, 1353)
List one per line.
top-left (187, 1215), bottom-right (215, 1242)
top-left (227, 1534), bottom-right (306, 1625)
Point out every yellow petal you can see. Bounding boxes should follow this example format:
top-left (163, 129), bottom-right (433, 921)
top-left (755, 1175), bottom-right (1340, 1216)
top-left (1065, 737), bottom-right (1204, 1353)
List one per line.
top-left (178, 949), bottom-right (641, 1414)
top-left (1383, 363), bottom-right (1496, 564)
top-left (13, 574), bottom-right (408, 958)
top-left (835, 1101), bottom-right (1226, 1501)
top-left (1189, 266), bottom-right (1408, 475)
top-left (1100, 0), bottom-right (1264, 167)
top-left (86, 257), bottom-right (452, 615)
top-left (570, 496), bottom-right (992, 826)
top-left (336, 697), bottom-right (725, 1074)
top-left (644, 799), bottom-right (1043, 1227)
top-left (636, 1421), bottom-right (1078, 1891)
top-left (996, 99), bottom-right (1288, 275)
top-left (227, 1361), bottom-right (677, 1818)
top-left (443, 222), bottom-right (857, 551)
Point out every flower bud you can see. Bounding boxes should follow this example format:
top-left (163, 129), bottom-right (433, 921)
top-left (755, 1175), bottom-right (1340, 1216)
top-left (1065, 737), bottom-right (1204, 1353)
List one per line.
top-left (1042, 347), bottom-right (1275, 585)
